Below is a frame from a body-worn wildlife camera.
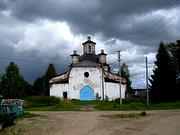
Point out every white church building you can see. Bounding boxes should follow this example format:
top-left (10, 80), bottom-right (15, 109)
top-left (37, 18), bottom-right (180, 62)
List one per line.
top-left (49, 37), bottom-right (126, 101)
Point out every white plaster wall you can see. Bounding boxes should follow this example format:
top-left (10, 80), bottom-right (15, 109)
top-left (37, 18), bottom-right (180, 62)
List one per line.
top-left (50, 67), bottom-right (126, 100)
top-left (105, 82), bottom-right (126, 100)
top-left (69, 67), bottom-right (103, 100)
top-left (50, 83), bottom-right (68, 98)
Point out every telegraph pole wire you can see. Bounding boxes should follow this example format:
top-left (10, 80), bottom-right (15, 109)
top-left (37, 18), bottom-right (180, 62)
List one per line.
top-left (0, 0), bottom-right (15, 10)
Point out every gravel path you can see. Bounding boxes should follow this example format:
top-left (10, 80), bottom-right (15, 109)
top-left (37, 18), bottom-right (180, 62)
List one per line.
top-left (2, 110), bottom-right (180, 135)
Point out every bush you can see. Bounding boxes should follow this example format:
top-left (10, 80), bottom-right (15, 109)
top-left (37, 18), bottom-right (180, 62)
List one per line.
top-left (24, 96), bottom-right (60, 108)
top-left (141, 111), bottom-right (147, 116)
top-left (115, 97), bottom-right (146, 104)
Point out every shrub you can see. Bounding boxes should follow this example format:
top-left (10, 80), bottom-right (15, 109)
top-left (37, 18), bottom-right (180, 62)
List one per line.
top-left (115, 97), bottom-right (146, 104)
top-left (95, 93), bottom-right (101, 100)
top-left (141, 111), bottom-right (147, 116)
top-left (24, 96), bottom-right (60, 108)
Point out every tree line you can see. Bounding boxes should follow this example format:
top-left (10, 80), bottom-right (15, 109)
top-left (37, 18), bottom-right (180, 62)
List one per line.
top-left (0, 63), bottom-right (57, 98)
top-left (1, 38), bottom-right (179, 103)
top-left (150, 40), bottom-right (180, 103)
top-left (0, 61), bottom-right (133, 99)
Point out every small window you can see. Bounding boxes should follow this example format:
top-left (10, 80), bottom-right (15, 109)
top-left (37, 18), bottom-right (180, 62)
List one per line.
top-left (84, 72), bottom-right (89, 78)
top-left (89, 46), bottom-right (91, 52)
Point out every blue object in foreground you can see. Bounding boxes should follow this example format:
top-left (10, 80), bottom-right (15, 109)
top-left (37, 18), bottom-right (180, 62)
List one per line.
top-left (10, 105), bottom-right (23, 116)
top-left (0, 104), bottom-right (16, 130)
top-left (80, 85), bottom-right (94, 101)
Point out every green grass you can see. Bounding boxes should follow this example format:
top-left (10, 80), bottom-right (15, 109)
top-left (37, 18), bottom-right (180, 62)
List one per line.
top-left (24, 96), bottom-right (77, 111)
top-left (23, 96), bottom-right (180, 111)
top-left (24, 96), bottom-right (61, 108)
top-left (17, 112), bottom-right (41, 120)
top-left (95, 101), bottom-right (180, 111)
top-left (25, 102), bottom-right (77, 111)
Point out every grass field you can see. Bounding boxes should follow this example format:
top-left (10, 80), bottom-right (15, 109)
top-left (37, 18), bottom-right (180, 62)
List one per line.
top-left (23, 96), bottom-right (180, 111)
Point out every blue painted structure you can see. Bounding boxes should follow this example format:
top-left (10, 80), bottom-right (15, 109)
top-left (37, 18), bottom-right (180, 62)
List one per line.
top-left (80, 86), bottom-right (94, 101)
top-left (10, 105), bottom-right (23, 116)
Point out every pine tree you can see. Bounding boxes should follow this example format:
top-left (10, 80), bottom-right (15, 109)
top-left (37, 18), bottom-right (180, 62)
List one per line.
top-left (32, 64), bottom-right (57, 96)
top-left (175, 41), bottom-right (180, 99)
top-left (0, 62), bottom-right (30, 98)
top-left (33, 76), bottom-right (45, 96)
top-left (44, 64), bottom-right (57, 96)
top-left (167, 40), bottom-right (180, 100)
top-left (149, 42), bottom-right (177, 103)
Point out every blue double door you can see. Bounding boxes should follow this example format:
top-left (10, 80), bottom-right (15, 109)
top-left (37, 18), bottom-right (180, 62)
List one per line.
top-left (80, 86), bottom-right (94, 101)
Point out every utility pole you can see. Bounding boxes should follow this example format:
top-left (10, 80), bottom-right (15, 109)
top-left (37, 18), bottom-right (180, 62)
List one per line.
top-left (145, 57), bottom-right (149, 105)
top-left (118, 51), bottom-right (122, 105)
top-left (101, 63), bottom-right (104, 100)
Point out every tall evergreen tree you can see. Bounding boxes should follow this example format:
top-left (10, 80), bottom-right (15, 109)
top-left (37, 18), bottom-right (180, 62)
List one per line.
top-left (33, 76), bottom-right (45, 96)
top-left (174, 41), bottom-right (180, 99)
top-left (45, 64), bottom-right (57, 83)
top-left (0, 62), bottom-right (30, 98)
top-left (149, 42), bottom-right (177, 103)
top-left (44, 64), bottom-right (57, 96)
top-left (167, 40), bottom-right (180, 100)
top-left (32, 64), bottom-right (57, 96)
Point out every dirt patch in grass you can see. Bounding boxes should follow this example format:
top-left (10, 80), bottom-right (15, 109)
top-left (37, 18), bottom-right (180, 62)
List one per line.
top-left (102, 111), bottom-right (147, 119)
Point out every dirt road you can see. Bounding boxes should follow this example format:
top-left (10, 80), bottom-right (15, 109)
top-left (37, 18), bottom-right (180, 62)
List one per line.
top-left (2, 110), bottom-right (180, 135)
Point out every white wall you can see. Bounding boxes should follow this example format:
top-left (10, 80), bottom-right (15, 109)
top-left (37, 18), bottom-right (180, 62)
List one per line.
top-left (50, 83), bottom-right (68, 98)
top-left (68, 67), bottom-right (103, 100)
top-left (105, 82), bottom-right (126, 100)
top-left (50, 67), bottom-right (126, 100)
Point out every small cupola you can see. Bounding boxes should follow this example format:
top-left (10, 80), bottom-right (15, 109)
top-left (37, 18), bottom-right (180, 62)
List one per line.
top-left (98, 49), bottom-right (107, 64)
top-left (82, 36), bottom-right (96, 54)
top-left (71, 50), bottom-right (79, 64)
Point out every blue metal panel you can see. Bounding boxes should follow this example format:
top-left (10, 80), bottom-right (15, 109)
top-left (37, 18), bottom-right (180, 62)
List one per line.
top-left (10, 105), bottom-right (23, 116)
top-left (80, 86), bottom-right (94, 101)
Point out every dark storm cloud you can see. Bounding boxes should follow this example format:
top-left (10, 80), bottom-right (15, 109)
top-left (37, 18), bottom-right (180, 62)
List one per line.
top-left (1, 0), bottom-right (180, 88)
top-left (0, 13), bottom-right (70, 83)
top-left (10, 0), bottom-right (180, 46)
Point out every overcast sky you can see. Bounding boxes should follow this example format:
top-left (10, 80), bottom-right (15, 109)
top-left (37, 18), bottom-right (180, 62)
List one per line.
top-left (0, 0), bottom-right (180, 88)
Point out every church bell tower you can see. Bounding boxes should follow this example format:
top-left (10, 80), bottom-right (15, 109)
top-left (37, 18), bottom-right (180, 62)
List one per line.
top-left (82, 36), bottom-right (96, 54)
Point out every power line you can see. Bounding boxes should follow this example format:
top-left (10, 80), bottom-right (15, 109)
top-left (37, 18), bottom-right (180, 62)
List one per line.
top-left (0, 56), bottom-right (69, 66)
top-left (0, 0), bottom-right (15, 10)
top-left (108, 61), bottom-right (118, 65)
top-left (131, 0), bottom-right (180, 46)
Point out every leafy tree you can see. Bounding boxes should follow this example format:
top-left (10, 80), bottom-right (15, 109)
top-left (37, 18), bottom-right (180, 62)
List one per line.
top-left (121, 63), bottom-right (133, 93)
top-left (149, 42), bottom-right (177, 103)
top-left (0, 62), bottom-right (31, 98)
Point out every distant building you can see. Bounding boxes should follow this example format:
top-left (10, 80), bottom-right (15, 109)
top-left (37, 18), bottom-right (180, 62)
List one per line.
top-left (132, 89), bottom-right (147, 97)
top-left (49, 37), bottom-right (126, 101)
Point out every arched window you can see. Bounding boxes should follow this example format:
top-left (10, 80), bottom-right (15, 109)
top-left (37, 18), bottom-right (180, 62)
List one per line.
top-left (88, 46), bottom-right (91, 52)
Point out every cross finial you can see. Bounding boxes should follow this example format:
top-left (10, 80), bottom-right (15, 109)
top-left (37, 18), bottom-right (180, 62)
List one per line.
top-left (87, 36), bottom-right (91, 41)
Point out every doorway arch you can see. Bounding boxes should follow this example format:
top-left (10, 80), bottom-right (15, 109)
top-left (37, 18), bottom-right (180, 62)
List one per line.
top-left (80, 86), bottom-right (94, 101)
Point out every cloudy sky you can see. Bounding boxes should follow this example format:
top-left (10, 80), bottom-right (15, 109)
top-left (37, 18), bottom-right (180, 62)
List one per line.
top-left (0, 0), bottom-right (180, 88)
